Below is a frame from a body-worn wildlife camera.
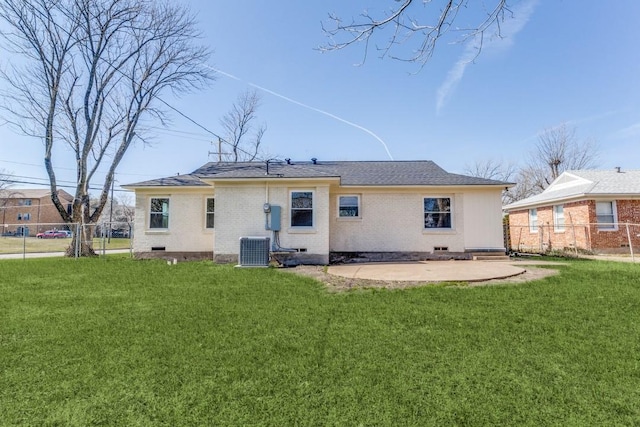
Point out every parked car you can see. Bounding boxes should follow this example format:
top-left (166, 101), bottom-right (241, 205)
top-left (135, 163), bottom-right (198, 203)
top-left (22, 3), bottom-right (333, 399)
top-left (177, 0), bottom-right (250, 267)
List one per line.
top-left (36, 230), bottom-right (68, 239)
top-left (110, 229), bottom-right (130, 238)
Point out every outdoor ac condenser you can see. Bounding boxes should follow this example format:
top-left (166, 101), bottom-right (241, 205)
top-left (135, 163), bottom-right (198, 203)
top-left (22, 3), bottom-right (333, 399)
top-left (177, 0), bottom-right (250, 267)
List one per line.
top-left (238, 237), bottom-right (270, 267)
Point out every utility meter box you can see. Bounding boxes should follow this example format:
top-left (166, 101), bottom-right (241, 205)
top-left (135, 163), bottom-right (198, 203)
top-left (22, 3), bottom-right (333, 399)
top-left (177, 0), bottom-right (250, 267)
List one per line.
top-left (270, 205), bottom-right (281, 231)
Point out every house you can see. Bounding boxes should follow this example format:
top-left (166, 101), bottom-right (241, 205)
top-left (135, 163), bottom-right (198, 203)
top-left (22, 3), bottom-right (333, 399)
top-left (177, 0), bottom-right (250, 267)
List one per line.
top-left (123, 160), bottom-right (512, 264)
top-left (504, 169), bottom-right (640, 253)
top-left (0, 188), bottom-right (74, 236)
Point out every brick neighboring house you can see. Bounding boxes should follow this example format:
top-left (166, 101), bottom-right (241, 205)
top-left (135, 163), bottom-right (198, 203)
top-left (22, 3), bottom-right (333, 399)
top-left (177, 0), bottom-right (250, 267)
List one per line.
top-left (0, 189), bottom-right (74, 236)
top-left (504, 169), bottom-right (640, 253)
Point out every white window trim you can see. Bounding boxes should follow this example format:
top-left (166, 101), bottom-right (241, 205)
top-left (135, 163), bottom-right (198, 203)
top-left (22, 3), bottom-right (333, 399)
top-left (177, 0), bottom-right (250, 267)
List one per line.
top-left (148, 196), bottom-right (170, 231)
top-left (337, 194), bottom-right (361, 220)
top-left (423, 195), bottom-right (454, 231)
top-left (596, 200), bottom-right (618, 231)
top-left (553, 205), bottom-right (565, 233)
top-left (529, 208), bottom-right (538, 233)
top-left (289, 189), bottom-right (315, 230)
top-left (205, 197), bottom-right (215, 230)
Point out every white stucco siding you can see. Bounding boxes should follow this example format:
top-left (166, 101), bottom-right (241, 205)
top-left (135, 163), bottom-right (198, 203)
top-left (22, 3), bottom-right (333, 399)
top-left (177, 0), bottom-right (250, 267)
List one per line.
top-left (133, 189), bottom-right (214, 253)
top-left (462, 189), bottom-right (505, 250)
top-left (213, 181), bottom-right (331, 258)
top-left (275, 184), bottom-right (330, 255)
top-left (214, 184), bottom-right (271, 255)
top-left (329, 190), bottom-right (465, 252)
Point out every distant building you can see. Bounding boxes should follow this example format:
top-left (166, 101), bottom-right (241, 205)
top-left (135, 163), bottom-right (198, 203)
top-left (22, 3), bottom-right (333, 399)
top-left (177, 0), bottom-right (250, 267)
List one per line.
top-left (0, 189), bottom-right (74, 236)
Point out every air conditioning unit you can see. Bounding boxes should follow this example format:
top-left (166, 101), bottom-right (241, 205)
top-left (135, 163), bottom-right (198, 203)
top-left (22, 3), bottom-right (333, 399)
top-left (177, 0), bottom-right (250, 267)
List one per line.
top-left (238, 237), bottom-right (270, 267)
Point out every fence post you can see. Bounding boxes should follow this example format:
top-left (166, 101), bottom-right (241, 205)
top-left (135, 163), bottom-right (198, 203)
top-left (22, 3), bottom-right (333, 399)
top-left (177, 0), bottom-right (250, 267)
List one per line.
top-left (129, 222), bottom-right (134, 258)
top-left (22, 228), bottom-right (26, 260)
top-left (75, 223), bottom-right (80, 258)
top-left (101, 222), bottom-right (106, 256)
top-left (626, 222), bottom-right (635, 262)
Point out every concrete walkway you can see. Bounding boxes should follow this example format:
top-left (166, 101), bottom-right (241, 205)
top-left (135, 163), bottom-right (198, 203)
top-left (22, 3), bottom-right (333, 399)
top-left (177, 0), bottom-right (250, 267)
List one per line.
top-left (328, 260), bottom-right (528, 282)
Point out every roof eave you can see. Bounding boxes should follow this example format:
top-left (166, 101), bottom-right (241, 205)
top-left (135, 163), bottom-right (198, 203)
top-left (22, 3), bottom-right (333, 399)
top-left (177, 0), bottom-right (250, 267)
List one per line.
top-left (504, 194), bottom-right (588, 211)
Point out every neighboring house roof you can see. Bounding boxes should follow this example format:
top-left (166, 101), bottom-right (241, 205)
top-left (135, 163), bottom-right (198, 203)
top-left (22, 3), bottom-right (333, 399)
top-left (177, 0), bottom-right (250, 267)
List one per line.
top-left (504, 169), bottom-right (640, 211)
top-left (125, 160), bottom-right (513, 188)
top-left (0, 188), bottom-right (74, 200)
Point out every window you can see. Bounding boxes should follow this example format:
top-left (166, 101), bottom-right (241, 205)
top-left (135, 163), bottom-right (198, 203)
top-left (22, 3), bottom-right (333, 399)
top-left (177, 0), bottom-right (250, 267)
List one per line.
top-left (19, 199), bottom-right (32, 206)
top-left (596, 201), bottom-right (616, 230)
top-left (149, 198), bottom-right (169, 229)
top-left (553, 205), bottom-right (565, 232)
top-left (291, 191), bottom-right (313, 227)
top-left (17, 213), bottom-right (31, 221)
top-left (205, 198), bottom-right (215, 229)
top-left (529, 208), bottom-right (538, 232)
top-left (423, 197), bottom-right (451, 229)
top-left (338, 195), bottom-right (360, 217)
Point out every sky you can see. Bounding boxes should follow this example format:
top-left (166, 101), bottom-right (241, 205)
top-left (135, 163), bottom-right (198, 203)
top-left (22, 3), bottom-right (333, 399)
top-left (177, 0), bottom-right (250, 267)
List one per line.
top-left (1, 0), bottom-right (639, 193)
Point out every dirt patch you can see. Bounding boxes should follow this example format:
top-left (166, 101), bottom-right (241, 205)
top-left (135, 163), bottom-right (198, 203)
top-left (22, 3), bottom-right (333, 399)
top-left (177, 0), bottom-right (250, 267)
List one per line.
top-left (282, 264), bottom-right (560, 291)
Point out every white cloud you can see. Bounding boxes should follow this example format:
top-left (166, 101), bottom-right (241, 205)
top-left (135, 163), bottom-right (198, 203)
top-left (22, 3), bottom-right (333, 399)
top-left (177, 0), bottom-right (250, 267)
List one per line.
top-left (436, 0), bottom-right (539, 113)
top-left (612, 122), bottom-right (640, 140)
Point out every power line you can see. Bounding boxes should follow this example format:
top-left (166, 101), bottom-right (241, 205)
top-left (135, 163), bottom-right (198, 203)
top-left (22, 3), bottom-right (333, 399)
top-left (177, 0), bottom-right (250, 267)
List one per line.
top-left (2, 178), bottom-right (130, 193)
top-left (0, 1), bottom-right (274, 182)
top-left (0, 159), bottom-right (158, 178)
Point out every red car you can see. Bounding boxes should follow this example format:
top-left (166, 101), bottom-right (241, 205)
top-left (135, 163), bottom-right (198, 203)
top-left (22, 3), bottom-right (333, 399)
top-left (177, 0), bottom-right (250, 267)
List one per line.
top-left (36, 230), bottom-right (68, 239)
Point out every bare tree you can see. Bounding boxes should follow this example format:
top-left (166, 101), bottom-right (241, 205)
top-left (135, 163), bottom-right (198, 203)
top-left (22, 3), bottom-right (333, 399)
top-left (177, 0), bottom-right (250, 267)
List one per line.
top-left (0, 169), bottom-right (12, 192)
top-left (0, 169), bottom-right (17, 228)
top-left (115, 193), bottom-right (135, 224)
top-left (466, 124), bottom-right (599, 205)
top-left (464, 159), bottom-right (517, 204)
top-left (219, 90), bottom-right (266, 162)
top-left (0, 0), bottom-right (213, 256)
top-left (320, 0), bottom-right (511, 66)
top-left (526, 123), bottom-right (600, 192)
top-left (464, 159), bottom-right (517, 182)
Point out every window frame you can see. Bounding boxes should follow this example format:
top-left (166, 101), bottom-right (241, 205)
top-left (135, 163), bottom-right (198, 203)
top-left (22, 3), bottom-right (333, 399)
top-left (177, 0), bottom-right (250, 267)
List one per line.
top-left (205, 197), bottom-right (215, 229)
top-left (553, 204), bottom-right (565, 232)
top-left (149, 197), bottom-right (170, 230)
top-left (290, 190), bottom-right (314, 228)
top-left (595, 201), bottom-right (618, 231)
top-left (529, 208), bottom-right (538, 233)
top-left (337, 195), bottom-right (361, 219)
top-left (423, 196), bottom-right (453, 230)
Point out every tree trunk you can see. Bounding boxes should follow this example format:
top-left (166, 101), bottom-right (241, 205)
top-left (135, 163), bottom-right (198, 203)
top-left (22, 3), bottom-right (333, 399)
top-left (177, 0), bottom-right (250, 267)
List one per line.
top-left (64, 223), bottom-right (97, 257)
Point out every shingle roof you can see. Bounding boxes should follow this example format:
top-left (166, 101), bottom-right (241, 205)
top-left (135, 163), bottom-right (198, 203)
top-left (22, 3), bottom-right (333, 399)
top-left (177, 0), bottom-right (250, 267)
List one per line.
top-left (121, 174), bottom-right (211, 188)
top-left (125, 160), bottom-right (512, 188)
top-left (568, 170), bottom-right (640, 193)
top-left (504, 169), bottom-right (640, 211)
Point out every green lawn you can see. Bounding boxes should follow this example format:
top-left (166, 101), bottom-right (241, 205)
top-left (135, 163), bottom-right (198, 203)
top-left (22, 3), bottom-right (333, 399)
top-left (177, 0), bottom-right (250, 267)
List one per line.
top-left (1, 258), bottom-right (639, 425)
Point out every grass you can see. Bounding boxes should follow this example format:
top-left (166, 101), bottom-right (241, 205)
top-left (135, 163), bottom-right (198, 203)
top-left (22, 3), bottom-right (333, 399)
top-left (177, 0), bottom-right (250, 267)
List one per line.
top-left (0, 237), bottom-right (131, 254)
top-left (1, 258), bottom-right (640, 425)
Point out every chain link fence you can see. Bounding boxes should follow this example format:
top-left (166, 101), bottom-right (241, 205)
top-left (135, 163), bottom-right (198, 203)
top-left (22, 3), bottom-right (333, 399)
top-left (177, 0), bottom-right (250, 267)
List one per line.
top-left (0, 221), bottom-right (133, 259)
top-left (506, 222), bottom-right (640, 260)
